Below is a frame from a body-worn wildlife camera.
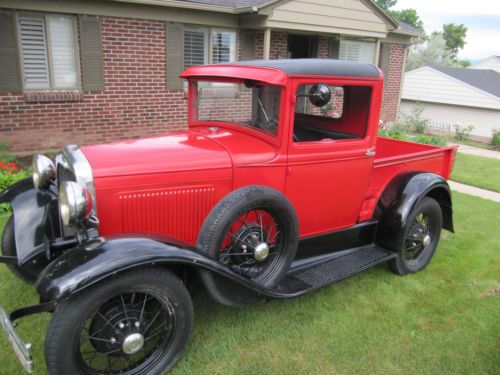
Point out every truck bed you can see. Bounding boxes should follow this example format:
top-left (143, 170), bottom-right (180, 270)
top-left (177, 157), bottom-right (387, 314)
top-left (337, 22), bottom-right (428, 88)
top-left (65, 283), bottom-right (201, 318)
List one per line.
top-left (359, 137), bottom-right (458, 221)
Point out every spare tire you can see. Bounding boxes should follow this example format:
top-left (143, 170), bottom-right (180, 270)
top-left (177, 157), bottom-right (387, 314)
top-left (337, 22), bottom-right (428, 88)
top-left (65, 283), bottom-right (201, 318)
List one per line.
top-left (197, 185), bottom-right (299, 307)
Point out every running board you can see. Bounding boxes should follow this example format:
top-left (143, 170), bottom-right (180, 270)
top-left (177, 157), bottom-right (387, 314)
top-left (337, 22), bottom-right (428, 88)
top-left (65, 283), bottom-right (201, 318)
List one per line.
top-left (273, 245), bottom-right (396, 296)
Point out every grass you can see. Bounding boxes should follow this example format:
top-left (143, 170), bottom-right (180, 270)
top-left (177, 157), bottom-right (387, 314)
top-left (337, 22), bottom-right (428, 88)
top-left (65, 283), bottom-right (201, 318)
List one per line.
top-left (0, 192), bottom-right (499, 375)
top-left (451, 153), bottom-right (500, 192)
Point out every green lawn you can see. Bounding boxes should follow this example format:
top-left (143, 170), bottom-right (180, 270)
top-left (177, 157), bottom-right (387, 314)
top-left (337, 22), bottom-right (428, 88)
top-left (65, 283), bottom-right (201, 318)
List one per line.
top-left (451, 153), bottom-right (500, 192)
top-left (0, 192), bottom-right (499, 375)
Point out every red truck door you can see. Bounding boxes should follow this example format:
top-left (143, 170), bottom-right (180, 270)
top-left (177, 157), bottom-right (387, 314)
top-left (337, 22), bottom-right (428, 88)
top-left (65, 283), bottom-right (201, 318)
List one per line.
top-left (285, 80), bottom-right (378, 237)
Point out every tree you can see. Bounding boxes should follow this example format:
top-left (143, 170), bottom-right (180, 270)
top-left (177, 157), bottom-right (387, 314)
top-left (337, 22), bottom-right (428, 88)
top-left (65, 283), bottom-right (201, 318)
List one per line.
top-left (374, 0), bottom-right (424, 30)
top-left (442, 23), bottom-right (468, 57)
top-left (391, 8), bottom-right (424, 30)
top-left (406, 33), bottom-right (456, 71)
top-left (375, 0), bottom-right (397, 11)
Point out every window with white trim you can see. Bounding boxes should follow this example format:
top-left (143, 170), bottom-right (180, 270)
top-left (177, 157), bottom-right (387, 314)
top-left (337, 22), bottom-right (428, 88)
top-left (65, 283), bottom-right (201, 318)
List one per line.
top-left (183, 27), bottom-right (236, 69)
top-left (338, 40), bottom-right (375, 64)
top-left (18, 13), bottom-right (79, 90)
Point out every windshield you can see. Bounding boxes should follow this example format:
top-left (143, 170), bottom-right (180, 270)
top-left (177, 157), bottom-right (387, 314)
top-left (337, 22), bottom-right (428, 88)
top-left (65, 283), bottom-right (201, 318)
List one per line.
top-left (193, 81), bottom-right (282, 137)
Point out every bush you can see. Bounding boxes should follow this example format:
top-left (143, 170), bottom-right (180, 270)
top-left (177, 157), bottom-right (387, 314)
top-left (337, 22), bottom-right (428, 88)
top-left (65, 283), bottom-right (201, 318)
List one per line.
top-left (491, 129), bottom-right (500, 150)
top-left (454, 123), bottom-right (475, 141)
top-left (413, 134), bottom-right (447, 146)
top-left (400, 102), bottom-right (429, 134)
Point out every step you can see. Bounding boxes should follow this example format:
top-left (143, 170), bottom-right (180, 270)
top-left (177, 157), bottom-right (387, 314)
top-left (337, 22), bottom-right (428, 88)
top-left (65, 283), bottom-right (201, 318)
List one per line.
top-left (275, 245), bottom-right (396, 296)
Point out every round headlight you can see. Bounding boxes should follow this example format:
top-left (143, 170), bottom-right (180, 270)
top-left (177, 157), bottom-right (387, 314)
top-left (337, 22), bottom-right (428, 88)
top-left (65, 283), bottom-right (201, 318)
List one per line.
top-left (32, 154), bottom-right (56, 189)
top-left (59, 181), bottom-right (93, 226)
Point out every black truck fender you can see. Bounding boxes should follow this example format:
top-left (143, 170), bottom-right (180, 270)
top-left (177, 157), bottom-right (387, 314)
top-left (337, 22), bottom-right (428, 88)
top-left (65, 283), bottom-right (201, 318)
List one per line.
top-left (0, 178), bottom-right (60, 269)
top-left (35, 234), bottom-right (288, 302)
top-left (374, 172), bottom-right (453, 252)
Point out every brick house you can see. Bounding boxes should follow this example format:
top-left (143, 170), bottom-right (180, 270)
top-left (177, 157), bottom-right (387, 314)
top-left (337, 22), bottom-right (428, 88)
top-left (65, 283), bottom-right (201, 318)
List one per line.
top-left (0, 0), bottom-right (419, 154)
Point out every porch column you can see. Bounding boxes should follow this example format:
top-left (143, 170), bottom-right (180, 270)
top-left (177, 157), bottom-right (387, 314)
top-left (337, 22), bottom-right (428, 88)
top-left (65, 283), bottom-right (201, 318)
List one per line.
top-left (263, 28), bottom-right (271, 60)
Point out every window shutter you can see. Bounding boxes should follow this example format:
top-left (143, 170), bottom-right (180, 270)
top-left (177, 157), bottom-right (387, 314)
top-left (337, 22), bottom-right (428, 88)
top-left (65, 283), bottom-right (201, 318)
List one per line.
top-left (79, 16), bottom-right (104, 91)
top-left (241, 31), bottom-right (256, 61)
top-left (184, 28), bottom-right (207, 69)
top-left (19, 14), bottom-right (50, 90)
top-left (166, 22), bottom-right (184, 90)
top-left (380, 43), bottom-right (391, 78)
top-left (328, 38), bottom-right (340, 59)
top-left (0, 11), bottom-right (21, 92)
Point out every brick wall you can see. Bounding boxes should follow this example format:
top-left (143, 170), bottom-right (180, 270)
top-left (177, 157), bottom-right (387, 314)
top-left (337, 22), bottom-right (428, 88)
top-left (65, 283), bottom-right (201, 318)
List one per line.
top-left (317, 36), bottom-right (330, 59)
top-left (379, 43), bottom-right (406, 124)
top-left (0, 16), bottom-right (187, 154)
top-left (270, 31), bottom-right (289, 59)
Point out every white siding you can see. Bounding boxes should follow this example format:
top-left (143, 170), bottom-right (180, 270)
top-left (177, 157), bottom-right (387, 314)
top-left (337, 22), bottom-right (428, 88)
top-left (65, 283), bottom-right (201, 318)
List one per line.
top-left (402, 67), bottom-right (500, 110)
top-left (266, 0), bottom-right (388, 38)
top-left (470, 56), bottom-right (500, 73)
top-left (400, 100), bottom-right (500, 138)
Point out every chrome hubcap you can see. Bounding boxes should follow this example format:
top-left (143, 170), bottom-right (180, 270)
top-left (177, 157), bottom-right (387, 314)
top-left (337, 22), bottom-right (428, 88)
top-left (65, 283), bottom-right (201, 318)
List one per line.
top-left (254, 242), bottom-right (270, 261)
top-left (122, 333), bottom-right (144, 355)
top-left (422, 234), bottom-right (431, 248)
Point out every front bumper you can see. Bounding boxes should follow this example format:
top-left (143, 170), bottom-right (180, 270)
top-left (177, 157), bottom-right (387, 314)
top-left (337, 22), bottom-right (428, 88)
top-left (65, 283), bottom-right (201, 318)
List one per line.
top-left (0, 306), bottom-right (33, 373)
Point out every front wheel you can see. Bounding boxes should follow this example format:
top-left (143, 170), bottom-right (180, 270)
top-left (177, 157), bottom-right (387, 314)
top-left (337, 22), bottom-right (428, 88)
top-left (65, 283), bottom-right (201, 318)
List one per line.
top-left (45, 268), bottom-right (193, 375)
top-left (389, 197), bottom-right (442, 275)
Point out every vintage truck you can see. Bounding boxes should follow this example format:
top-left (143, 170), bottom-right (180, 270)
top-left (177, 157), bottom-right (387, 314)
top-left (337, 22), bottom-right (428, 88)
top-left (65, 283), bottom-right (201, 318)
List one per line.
top-left (0, 59), bottom-right (457, 374)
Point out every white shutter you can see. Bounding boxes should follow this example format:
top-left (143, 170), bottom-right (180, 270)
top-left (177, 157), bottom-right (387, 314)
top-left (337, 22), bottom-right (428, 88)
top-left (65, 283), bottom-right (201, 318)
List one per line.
top-left (184, 27), bottom-right (208, 69)
top-left (19, 15), bottom-right (50, 90)
top-left (48, 16), bottom-right (78, 88)
top-left (212, 31), bottom-right (236, 64)
top-left (339, 40), bottom-right (375, 64)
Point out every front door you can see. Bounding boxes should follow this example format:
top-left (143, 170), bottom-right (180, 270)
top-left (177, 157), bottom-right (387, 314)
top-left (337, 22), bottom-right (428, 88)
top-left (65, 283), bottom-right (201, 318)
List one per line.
top-left (285, 80), bottom-right (376, 238)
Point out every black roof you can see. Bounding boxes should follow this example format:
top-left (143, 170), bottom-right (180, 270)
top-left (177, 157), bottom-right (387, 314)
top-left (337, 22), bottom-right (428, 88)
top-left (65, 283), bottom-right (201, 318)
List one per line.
top-left (228, 59), bottom-right (381, 78)
top-left (432, 66), bottom-right (500, 98)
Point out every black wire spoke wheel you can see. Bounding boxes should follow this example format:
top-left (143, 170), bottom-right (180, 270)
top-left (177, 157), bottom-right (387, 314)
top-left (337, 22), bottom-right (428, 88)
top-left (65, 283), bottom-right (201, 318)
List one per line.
top-left (403, 212), bottom-right (434, 264)
top-left (218, 208), bottom-right (283, 282)
top-left (45, 268), bottom-right (193, 375)
top-left (78, 291), bottom-right (175, 374)
top-left (389, 197), bottom-right (442, 275)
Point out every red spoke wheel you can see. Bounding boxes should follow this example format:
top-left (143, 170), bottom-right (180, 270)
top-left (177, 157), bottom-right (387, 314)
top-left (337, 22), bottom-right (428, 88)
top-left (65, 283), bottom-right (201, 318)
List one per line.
top-left (198, 186), bottom-right (299, 307)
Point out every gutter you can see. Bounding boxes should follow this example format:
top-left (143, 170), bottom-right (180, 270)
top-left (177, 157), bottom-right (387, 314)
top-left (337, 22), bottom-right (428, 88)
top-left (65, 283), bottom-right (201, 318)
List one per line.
top-left (108, 0), bottom-right (260, 14)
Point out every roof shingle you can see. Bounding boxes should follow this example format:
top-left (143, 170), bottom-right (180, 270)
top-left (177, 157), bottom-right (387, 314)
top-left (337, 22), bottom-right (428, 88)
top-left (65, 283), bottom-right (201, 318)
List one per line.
top-left (432, 66), bottom-right (500, 98)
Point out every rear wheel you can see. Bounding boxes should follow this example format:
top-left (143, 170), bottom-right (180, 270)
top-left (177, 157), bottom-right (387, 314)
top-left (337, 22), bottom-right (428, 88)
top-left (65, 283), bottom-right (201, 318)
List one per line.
top-left (1, 216), bottom-right (37, 283)
top-left (389, 197), bottom-right (442, 275)
top-left (45, 268), bottom-right (193, 375)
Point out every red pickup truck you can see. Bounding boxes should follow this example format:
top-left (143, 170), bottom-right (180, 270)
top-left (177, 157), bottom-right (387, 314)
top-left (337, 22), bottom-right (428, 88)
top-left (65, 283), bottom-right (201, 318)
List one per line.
top-left (0, 59), bottom-right (457, 375)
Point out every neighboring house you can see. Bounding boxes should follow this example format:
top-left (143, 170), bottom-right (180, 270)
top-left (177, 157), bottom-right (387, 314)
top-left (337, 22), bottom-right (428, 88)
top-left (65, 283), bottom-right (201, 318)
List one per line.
top-left (470, 55), bottom-right (500, 73)
top-left (401, 66), bottom-right (500, 140)
top-left (0, 0), bottom-right (419, 153)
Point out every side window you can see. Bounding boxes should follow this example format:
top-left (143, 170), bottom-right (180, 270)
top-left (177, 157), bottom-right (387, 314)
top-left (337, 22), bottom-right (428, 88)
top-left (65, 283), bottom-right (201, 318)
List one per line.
top-left (293, 84), bottom-right (372, 143)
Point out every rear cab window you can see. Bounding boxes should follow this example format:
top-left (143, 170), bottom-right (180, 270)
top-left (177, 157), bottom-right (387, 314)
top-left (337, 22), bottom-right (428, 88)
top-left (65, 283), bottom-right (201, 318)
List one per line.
top-left (293, 84), bottom-right (372, 143)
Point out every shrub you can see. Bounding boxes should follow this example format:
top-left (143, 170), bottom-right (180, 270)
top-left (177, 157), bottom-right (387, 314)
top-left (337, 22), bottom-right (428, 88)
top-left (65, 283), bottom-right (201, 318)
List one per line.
top-left (454, 123), bottom-right (475, 141)
top-left (400, 102), bottom-right (429, 134)
top-left (413, 134), bottom-right (447, 146)
top-left (491, 129), bottom-right (500, 150)
top-left (0, 162), bottom-right (30, 214)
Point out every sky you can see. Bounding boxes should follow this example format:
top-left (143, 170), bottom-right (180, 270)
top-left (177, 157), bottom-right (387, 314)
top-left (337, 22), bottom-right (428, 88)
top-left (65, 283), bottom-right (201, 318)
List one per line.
top-left (393, 0), bottom-right (500, 61)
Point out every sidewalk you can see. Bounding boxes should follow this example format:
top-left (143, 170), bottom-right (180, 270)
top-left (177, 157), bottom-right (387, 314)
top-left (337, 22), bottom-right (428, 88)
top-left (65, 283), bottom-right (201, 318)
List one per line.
top-left (456, 144), bottom-right (500, 160)
top-left (448, 181), bottom-right (500, 203)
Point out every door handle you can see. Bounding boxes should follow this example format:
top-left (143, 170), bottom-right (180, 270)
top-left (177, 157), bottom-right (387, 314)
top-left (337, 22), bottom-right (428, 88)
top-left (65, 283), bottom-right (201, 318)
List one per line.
top-left (366, 148), bottom-right (376, 157)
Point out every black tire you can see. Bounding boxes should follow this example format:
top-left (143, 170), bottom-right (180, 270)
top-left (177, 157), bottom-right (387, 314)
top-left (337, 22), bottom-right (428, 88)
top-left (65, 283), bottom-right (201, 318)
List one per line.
top-left (45, 268), bottom-right (193, 375)
top-left (389, 197), bottom-right (442, 275)
top-left (198, 185), bottom-right (299, 307)
top-left (1, 216), bottom-right (37, 284)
